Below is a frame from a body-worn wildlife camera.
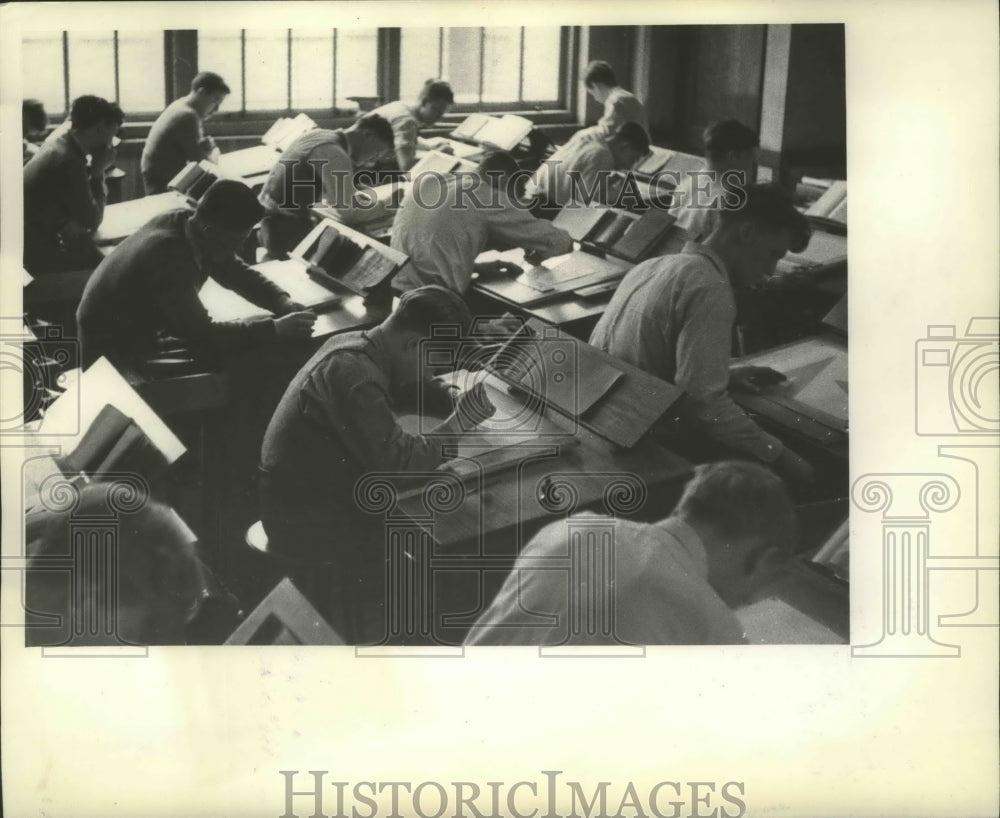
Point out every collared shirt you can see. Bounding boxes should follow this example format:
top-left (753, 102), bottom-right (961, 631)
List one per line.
top-left (391, 174), bottom-right (574, 293)
top-left (465, 516), bottom-right (747, 645)
top-left (258, 129), bottom-right (357, 218)
top-left (589, 242), bottom-right (783, 461)
top-left (76, 209), bottom-right (291, 368)
top-left (259, 331), bottom-right (451, 559)
top-left (23, 128), bottom-right (107, 243)
top-left (527, 135), bottom-right (615, 206)
top-left (371, 100), bottom-right (421, 170)
top-left (668, 173), bottom-right (725, 242)
top-left (141, 97), bottom-right (211, 193)
top-left (576, 87), bottom-right (649, 144)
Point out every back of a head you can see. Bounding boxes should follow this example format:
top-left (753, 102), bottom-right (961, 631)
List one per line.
top-left (584, 60), bottom-right (617, 88)
top-left (25, 483), bottom-right (202, 646)
top-left (394, 285), bottom-right (473, 338)
top-left (191, 71), bottom-right (231, 96)
top-left (23, 98), bottom-right (48, 132)
top-left (196, 179), bottom-right (264, 230)
top-left (675, 460), bottom-right (796, 553)
top-left (419, 79), bottom-right (455, 106)
top-left (703, 119), bottom-right (759, 163)
top-left (613, 121), bottom-right (650, 155)
top-left (718, 182), bottom-right (811, 251)
top-left (356, 112), bottom-right (395, 147)
top-left (70, 95), bottom-right (122, 131)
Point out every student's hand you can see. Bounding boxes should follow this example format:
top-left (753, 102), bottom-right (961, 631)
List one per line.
top-left (279, 299), bottom-right (309, 314)
top-left (434, 141), bottom-right (454, 155)
top-left (455, 382), bottom-right (497, 429)
top-left (729, 365), bottom-right (787, 394)
top-left (772, 447), bottom-right (816, 486)
top-left (274, 311), bottom-right (316, 341)
top-left (523, 249), bottom-right (548, 266)
top-left (90, 143), bottom-right (117, 174)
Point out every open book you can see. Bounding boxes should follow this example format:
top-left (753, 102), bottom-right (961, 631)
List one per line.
top-left (553, 203), bottom-right (677, 263)
top-left (260, 112), bottom-right (318, 152)
top-left (168, 160), bottom-right (226, 202)
top-left (450, 113), bottom-right (534, 151)
top-left (294, 220), bottom-right (404, 297)
top-left (56, 403), bottom-right (170, 482)
top-left (805, 180), bottom-right (847, 224)
top-left (409, 150), bottom-right (479, 179)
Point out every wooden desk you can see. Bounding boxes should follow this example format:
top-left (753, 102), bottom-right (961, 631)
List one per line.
top-left (356, 327), bottom-right (690, 645)
top-left (216, 144), bottom-right (281, 181)
top-left (199, 258), bottom-right (389, 340)
top-left (93, 191), bottom-right (192, 246)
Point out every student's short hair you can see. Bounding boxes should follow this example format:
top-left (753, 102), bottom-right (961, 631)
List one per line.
top-left (69, 95), bottom-right (125, 130)
top-left (23, 98), bottom-right (48, 131)
top-left (703, 119), bottom-right (759, 163)
top-left (675, 460), bottom-right (796, 553)
top-left (719, 182), bottom-right (811, 247)
top-left (395, 285), bottom-right (473, 337)
top-left (612, 122), bottom-right (650, 154)
top-left (191, 71), bottom-right (231, 96)
top-left (584, 60), bottom-right (618, 88)
top-left (25, 484), bottom-right (202, 646)
top-left (355, 113), bottom-right (395, 147)
top-left (419, 79), bottom-right (455, 106)
top-left (196, 179), bottom-right (264, 230)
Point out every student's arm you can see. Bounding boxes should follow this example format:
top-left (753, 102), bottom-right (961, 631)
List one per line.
top-left (671, 280), bottom-right (785, 463)
top-left (392, 117), bottom-right (420, 171)
top-left (172, 109), bottom-right (214, 163)
top-left (486, 195), bottom-right (574, 260)
top-left (151, 249), bottom-right (280, 356)
top-left (63, 152), bottom-right (108, 231)
top-left (211, 254), bottom-right (302, 314)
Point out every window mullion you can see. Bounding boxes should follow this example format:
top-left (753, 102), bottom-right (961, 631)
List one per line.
top-left (478, 27), bottom-right (485, 104)
top-left (286, 29), bottom-right (292, 112)
top-left (113, 31), bottom-right (120, 104)
top-left (62, 32), bottom-right (70, 114)
top-left (240, 30), bottom-right (247, 113)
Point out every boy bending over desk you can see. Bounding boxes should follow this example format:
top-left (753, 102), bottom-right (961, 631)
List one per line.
top-left (466, 460), bottom-right (796, 645)
top-left (259, 285), bottom-right (497, 641)
top-left (590, 183), bottom-right (815, 485)
top-left (77, 179), bottom-right (316, 370)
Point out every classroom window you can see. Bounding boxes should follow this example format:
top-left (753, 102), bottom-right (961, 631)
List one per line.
top-left (198, 29), bottom-right (379, 114)
top-left (399, 27), bottom-right (563, 108)
top-left (21, 31), bottom-right (166, 117)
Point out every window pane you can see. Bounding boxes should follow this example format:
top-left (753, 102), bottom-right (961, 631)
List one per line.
top-left (481, 28), bottom-right (520, 104)
top-left (399, 28), bottom-right (442, 103)
top-left (198, 30), bottom-right (243, 111)
top-left (522, 28), bottom-right (561, 102)
top-left (335, 28), bottom-right (377, 110)
top-left (291, 29), bottom-right (334, 110)
top-left (67, 31), bottom-right (115, 103)
top-left (245, 30), bottom-right (288, 111)
top-left (22, 33), bottom-right (65, 116)
top-left (118, 31), bottom-right (165, 113)
top-left (443, 28), bottom-right (481, 105)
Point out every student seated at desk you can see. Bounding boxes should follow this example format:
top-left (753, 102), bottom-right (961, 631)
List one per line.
top-left (466, 460), bottom-right (795, 645)
top-left (391, 150), bottom-right (574, 294)
top-left (76, 179), bottom-right (316, 370)
top-left (589, 184), bottom-right (815, 484)
top-left (23, 95), bottom-right (124, 275)
top-left (370, 79), bottom-right (456, 172)
top-left (25, 484), bottom-right (206, 647)
top-left (22, 98), bottom-right (48, 165)
top-left (575, 60), bottom-right (648, 145)
top-left (141, 71), bottom-right (229, 194)
top-left (259, 286), bottom-right (497, 640)
top-left (257, 113), bottom-right (394, 260)
top-left (527, 121), bottom-right (650, 210)
top-left (668, 119), bottom-right (759, 241)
